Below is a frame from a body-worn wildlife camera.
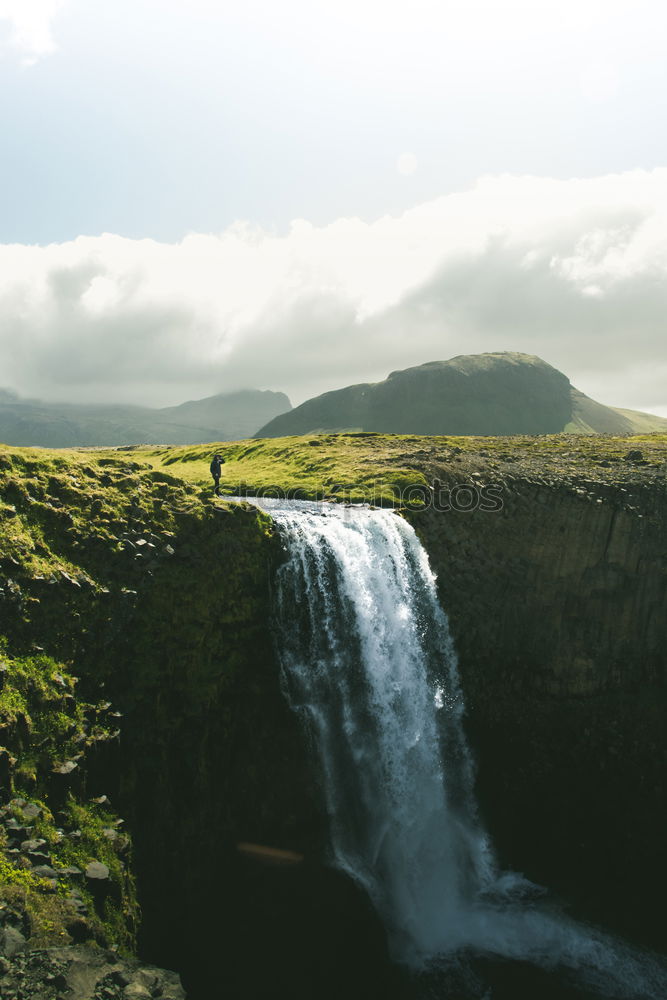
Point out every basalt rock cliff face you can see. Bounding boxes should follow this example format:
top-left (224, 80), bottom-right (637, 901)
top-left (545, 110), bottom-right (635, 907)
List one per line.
top-left (408, 460), bottom-right (667, 951)
top-left (0, 438), bottom-right (665, 997)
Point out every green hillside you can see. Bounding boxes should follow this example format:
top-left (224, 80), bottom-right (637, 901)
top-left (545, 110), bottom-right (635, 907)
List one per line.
top-left (256, 352), bottom-right (663, 438)
top-left (0, 389), bottom-right (292, 447)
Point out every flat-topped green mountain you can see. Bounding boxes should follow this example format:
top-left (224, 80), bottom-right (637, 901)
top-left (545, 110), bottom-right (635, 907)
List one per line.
top-left (255, 352), bottom-right (667, 437)
top-left (0, 388), bottom-right (292, 447)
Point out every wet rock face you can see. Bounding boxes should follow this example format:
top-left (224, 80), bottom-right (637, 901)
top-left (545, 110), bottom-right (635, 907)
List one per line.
top-left (417, 477), bottom-right (666, 696)
top-left (0, 945), bottom-right (185, 1000)
top-left (411, 475), bottom-right (667, 949)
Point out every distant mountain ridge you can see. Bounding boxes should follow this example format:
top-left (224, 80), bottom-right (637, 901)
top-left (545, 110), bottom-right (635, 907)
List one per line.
top-left (255, 353), bottom-right (667, 438)
top-left (0, 389), bottom-right (292, 447)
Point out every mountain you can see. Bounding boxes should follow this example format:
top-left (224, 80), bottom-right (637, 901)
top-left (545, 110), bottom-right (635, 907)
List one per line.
top-left (0, 389), bottom-right (292, 447)
top-left (610, 406), bottom-right (667, 433)
top-left (255, 353), bottom-right (667, 437)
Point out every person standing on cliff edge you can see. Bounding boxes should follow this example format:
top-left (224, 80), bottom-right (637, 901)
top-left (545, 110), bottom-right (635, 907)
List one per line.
top-left (210, 453), bottom-right (225, 496)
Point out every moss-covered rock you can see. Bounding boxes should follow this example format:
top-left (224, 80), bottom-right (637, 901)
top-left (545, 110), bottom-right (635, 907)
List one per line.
top-left (0, 646), bottom-right (137, 954)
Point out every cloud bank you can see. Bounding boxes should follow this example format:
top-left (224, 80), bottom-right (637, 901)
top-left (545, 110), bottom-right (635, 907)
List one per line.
top-left (1, 170), bottom-right (667, 413)
top-left (0, 0), bottom-right (67, 64)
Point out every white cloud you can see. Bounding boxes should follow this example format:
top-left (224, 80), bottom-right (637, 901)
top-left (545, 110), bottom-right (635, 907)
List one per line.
top-left (1, 170), bottom-right (667, 413)
top-left (0, 0), bottom-right (66, 65)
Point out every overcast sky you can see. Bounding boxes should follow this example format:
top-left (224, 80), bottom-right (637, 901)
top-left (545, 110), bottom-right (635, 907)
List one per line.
top-left (1, 0), bottom-right (666, 414)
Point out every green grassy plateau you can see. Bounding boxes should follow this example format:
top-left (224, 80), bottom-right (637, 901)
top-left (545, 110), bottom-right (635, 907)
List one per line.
top-left (137, 431), bottom-right (667, 504)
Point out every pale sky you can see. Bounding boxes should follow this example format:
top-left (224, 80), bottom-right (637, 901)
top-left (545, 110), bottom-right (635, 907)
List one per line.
top-left (1, 0), bottom-right (667, 414)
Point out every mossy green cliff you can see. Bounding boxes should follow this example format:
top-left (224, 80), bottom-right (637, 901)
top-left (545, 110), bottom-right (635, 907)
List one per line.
top-left (0, 448), bottom-right (299, 988)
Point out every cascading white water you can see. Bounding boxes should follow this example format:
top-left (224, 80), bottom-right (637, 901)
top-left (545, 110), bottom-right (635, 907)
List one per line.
top-left (270, 498), bottom-right (495, 960)
top-left (257, 498), bottom-right (667, 999)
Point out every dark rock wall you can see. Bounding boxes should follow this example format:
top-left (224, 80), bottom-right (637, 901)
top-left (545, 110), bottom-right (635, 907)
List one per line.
top-left (409, 477), bottom-right (667, 948)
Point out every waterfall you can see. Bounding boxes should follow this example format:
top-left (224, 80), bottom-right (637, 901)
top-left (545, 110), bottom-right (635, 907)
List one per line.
top-left (256, 498), bottom-right (667, 999)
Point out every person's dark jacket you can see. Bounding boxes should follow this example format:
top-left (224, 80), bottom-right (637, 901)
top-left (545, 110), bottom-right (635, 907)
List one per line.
top-left (210, 456), bottom-right (224, 477)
